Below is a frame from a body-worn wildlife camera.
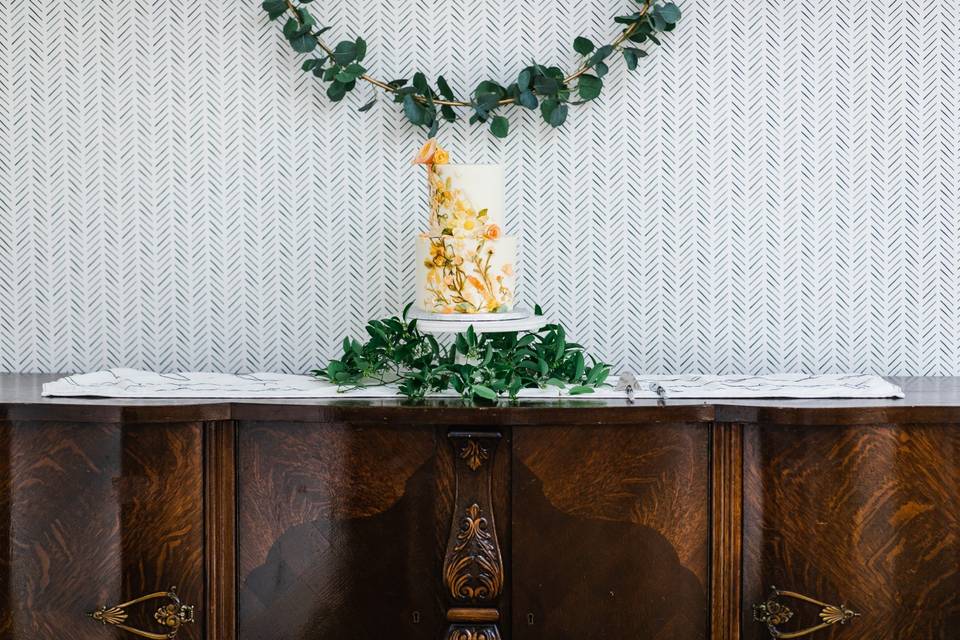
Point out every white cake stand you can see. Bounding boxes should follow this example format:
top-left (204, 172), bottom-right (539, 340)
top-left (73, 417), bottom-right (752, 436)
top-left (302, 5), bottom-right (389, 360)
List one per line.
top-left (409, 306), bottom-right (546, 334)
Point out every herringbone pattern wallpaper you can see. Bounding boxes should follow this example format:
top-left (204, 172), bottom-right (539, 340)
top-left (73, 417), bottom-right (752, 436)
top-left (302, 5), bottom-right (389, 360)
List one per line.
top-left (2, 1), bottom-right (959, 374)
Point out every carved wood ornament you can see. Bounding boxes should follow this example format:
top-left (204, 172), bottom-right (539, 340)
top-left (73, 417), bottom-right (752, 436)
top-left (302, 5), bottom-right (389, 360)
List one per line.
top-left (443, 431), bottom-right (504, 640)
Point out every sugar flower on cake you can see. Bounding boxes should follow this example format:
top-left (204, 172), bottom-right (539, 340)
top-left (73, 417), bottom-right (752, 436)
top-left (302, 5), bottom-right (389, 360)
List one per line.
top-left (412, 138), bottom-right (449, 165)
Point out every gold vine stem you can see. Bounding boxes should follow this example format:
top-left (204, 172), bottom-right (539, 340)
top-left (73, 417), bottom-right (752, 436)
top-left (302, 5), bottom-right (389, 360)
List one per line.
top-left (284, 0), bottom-right (654, 108)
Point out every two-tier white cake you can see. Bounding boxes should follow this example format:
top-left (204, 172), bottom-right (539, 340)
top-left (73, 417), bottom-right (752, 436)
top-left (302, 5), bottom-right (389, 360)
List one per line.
top-left (415, 147), bottom-right (516, 314)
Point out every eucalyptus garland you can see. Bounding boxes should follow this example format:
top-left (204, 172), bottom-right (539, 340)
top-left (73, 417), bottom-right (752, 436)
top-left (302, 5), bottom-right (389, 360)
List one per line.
top-left (262, 0), bottom-right (681, 138)
top-left (313, 304), bottom-right (612, 402)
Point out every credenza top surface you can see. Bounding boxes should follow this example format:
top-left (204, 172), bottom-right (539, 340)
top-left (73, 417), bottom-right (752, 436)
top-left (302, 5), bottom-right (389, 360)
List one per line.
top-left (2, 374), bottom-right (960, 425)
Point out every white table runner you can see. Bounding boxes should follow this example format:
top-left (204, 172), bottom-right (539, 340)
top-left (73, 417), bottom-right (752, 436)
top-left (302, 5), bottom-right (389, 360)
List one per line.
top-left (41, 369), bottom-right (904, 400)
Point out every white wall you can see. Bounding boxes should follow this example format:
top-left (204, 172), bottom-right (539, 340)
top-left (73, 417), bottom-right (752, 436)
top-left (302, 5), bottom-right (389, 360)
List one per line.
top-left (2, 0), bottom-right (959, 374)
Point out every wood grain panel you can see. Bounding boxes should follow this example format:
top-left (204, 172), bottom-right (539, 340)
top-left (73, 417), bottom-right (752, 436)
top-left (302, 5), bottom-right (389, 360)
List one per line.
top-left (512, 423), bottom-right (709, 640)
top-left (711, 422), bottom-right (743, 640)
top-left (0, 421), bottom-right (11, 638)
top-left (742, 423), bottom-right (960, 640)
top-left (237, 421), bottom-right (444, 640)
top-left (204, 421), bottom-right (237, 640)
top-left (0, 420), bottom-right (204, 640)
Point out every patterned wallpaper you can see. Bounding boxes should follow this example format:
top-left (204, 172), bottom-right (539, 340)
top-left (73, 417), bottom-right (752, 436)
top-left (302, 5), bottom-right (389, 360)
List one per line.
top-left (2, 1), bottom-right (959, 375)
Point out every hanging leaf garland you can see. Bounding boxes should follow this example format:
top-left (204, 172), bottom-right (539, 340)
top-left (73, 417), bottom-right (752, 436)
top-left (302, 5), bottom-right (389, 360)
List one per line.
top-left (263, 0), bottom-right (681, 138)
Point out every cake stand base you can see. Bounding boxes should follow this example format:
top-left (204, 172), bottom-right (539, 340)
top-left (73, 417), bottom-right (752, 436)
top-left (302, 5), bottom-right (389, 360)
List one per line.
top-left (408, 306), bottom-right (546, 334)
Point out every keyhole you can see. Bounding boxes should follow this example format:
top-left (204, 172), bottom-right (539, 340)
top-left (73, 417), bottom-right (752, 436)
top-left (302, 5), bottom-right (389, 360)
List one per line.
top-left (527, 612), bottom-right (535, 626)
top-left (412, 611), bottom-right (420, 624)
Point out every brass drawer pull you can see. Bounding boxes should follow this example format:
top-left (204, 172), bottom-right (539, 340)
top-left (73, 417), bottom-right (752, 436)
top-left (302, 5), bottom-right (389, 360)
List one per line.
top-left (753, 586), bottom-right (859, 638)
top-left (88, 586), bottom-right (195, 639)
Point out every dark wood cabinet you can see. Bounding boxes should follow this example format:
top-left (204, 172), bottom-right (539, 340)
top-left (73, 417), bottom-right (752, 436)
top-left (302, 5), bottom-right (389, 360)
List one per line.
top-left (2, 375), bottom-right (960, 640)
top-left (0, 419), bottom-right (204, 640)
top-left (742, 423), bottom-right (960, 640)
top-left (236, 421), bottom-right (444, 640)
top-left (512, 424), bottom-right (709, 639)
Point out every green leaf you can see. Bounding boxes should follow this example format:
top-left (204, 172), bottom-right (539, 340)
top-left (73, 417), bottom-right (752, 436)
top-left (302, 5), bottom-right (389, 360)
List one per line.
top-left (588, 44), bottom-right (614, 66)
top-left (573, 352), bottom-right (585, 380)
top-left (568, 385), bottom-right (595, 395)
top-left (482, 343), bottom-right (494, 366)
top-left (355, 37), bottom-right (367, 62)
top-left (327, 81), bottom-right (347, 102)
top-left (534, 75), bottom-right (559, 96)
top-left (573, 36), bottom-right (595, 56)
top-left (545, 377), bottom-right (568, 388)
top-left (472, 384), bottom-right (499, 401)
top-left (333, 40), bottom-right (358, 65)
top-left (659, 3), bottom-right (681, 23)
top-left (578, 74), bottom-right (603, 101)
top-left (357, 99), bottom-right (377, 112)
top-left (412, 72), bottom-right (431, 95)
top-left (540, 100), bottom-right (568, 127)
top-left (283, 18), bottom-right (301, 39)
top-left (436, 75), bottom-right (455, 101)
top-left (474, 92), bottom-right (501, 112)
top-left (517, 68), bottom-right (533, 90)
top-left (261, 0), bottom-right (287, 20)
top-left (334, 62), bottom-right (366, 83)
top-left (614, 11), bottom-right (643, 25)
top-left (289, 33), bottom-right (318, 53)
top-left (403, 94), bottom-right (425, 124)
top-left (297, 6), bottom-right (317, 27)
top-left (490, 115), bottom-right (509, 138)
top-left (517, 90), bottom-right (538, 109)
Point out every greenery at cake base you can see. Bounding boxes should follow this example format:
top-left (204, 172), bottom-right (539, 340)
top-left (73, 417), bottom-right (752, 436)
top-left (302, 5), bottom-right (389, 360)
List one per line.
top-left (314, 304), bottom-right (611, 402)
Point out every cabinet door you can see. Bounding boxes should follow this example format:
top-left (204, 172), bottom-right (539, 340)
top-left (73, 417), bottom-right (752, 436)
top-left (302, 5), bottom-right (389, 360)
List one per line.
top-left (512, 423), bottom-right (710, 640)
top-left (237, 421), bottom-right (446, 640)
top-left (742, 423), bottom-right (960, 640)
top-left (0, 420), bottom-right (204, 640)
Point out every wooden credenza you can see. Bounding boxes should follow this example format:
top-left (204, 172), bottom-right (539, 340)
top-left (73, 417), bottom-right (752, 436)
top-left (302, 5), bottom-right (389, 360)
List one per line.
top-left (1, 375), bottom-right (958, 639)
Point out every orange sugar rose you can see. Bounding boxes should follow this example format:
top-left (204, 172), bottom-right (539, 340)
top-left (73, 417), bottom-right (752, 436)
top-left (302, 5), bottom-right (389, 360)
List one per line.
top-left (484, 224), bottom-right (501, 240)
top-left (412, 138), bottom-right (450, 165)
top-left (413, 138), bottom-right (437, 164)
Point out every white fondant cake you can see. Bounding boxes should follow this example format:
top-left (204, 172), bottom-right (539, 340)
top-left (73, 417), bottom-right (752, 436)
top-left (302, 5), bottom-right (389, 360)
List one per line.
top-left (416, 162), bottom-right (516, 313)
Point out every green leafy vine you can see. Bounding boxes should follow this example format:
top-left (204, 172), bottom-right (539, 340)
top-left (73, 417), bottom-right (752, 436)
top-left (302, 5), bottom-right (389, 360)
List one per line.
top-left (313, 304), bottom-right (612, 402)
top-left (262, 0), bottom-right (681, 138)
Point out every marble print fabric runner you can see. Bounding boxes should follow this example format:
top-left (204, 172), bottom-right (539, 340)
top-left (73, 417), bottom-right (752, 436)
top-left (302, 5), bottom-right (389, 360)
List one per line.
top-left (41, 369), bottom-right (904, 399)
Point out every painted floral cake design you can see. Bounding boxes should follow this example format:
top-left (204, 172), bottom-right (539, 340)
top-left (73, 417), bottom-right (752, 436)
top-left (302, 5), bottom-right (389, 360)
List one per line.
top-left (413, 140), bottom-right (516, 313)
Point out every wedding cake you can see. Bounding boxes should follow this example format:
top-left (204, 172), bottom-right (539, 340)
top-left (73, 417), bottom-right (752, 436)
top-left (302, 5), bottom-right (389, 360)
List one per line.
top-left (413, 140), bottom-right (516, 313)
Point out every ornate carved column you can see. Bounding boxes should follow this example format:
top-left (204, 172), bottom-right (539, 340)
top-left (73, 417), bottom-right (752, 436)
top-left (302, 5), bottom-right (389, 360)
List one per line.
top-left (442, 431), bottom-right (504, 640)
